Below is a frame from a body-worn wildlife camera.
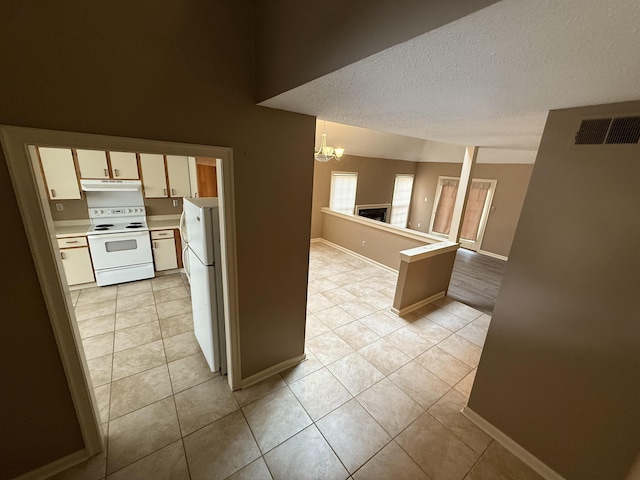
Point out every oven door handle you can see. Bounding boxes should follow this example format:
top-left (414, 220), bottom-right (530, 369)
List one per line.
top-left (88, 231), bottom-right (149, 241)
top-left (182, 246), bottom-right (191, 284)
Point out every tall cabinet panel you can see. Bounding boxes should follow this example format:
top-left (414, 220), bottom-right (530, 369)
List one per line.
top-left (38, 147), bottom-right (81, 199)
top-left (76, 149), bottom-right (109, 179)
top-left (140, 153), bottom-right (168, 198)
top-left (166, 155), bottom-right (191, 197)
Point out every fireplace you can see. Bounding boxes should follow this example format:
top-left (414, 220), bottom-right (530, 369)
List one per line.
top-left (356, 204), bottom-right (391, 223)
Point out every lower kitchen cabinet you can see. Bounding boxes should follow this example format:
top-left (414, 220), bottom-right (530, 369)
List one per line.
top-left (58, 237), bottom-right (95, 285)
top-left (151, 230), bottom-right (178, 271)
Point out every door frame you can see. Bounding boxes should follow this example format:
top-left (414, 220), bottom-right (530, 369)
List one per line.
top-left (0, 125), bottom-right (242, 461)
top-left (428, 175), bottom-right (497, 251)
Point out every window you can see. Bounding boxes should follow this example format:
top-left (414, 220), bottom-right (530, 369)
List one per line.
top-left (330, 172), bottom-right (358, 214)
top-left (389, 174), bottom-right (414, 227)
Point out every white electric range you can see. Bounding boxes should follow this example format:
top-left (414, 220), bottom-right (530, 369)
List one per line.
top-left (82, 180), bottom-right (155, 286)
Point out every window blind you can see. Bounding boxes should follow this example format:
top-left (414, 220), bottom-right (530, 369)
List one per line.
top-left (390, 175), bottom-right (414, 227)
top-left (330, 172), bottom-right (358, 214)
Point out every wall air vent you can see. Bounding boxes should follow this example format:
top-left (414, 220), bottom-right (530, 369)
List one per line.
top-left (605, 116), bottom-right (640, 144)
top-left (574, 118), bottom-right (611, 144)
top-left (574, 116), bottom-right (640, 145)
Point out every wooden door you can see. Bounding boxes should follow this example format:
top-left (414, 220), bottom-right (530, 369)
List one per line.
top-left (196, 164), bottom-right (217, 197)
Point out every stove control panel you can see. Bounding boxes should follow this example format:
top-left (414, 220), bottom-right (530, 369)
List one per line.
top-left (89, 207), bottom-right (146, 217)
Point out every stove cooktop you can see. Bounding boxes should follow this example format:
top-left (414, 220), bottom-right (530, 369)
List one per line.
top-left (87, 221), bottom-right (149, 235)
top-left (86, 205), bottom-right (148, 235)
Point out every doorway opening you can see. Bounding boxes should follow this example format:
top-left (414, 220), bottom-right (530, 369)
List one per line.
top-left (0, 126), bottom-right (240, 464)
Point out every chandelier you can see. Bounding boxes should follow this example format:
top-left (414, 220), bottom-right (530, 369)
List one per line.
top-left (314, 125), bottom-right (345, 162)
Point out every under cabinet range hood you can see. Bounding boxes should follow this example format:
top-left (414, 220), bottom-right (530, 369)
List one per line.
top-left (80, 179), bottom-right (142, 192)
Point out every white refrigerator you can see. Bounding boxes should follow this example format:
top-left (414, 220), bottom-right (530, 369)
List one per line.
top-left (180, 197), bottom-right (227, 374)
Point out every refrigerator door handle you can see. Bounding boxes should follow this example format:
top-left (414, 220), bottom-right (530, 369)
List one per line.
top-left (179, 210), bottom-right (188, 245)
top-left (182, 246), bottom-right (191, 284)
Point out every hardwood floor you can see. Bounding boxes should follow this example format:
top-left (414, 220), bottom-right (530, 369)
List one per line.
top-left (447, 248), bottom-right (506, 315)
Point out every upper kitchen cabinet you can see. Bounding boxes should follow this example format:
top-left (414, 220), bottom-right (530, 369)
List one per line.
top-left (76, 149), bottom-right (110, 179)
top-left (109, 151), bottom-right (139, 179)
top-left (140, 153), bottom-right (168, 198)
top-left (38, 147), bottom-right (81, 200)
top-left (166, 155), bottom-right (191, 197)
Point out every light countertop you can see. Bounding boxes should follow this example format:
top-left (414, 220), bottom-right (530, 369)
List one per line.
top-left (53, 215), bottom-right (180, 237)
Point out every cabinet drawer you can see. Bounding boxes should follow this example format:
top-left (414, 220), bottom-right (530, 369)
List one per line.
top-left (151, 230), bottom-right (175, 240)
top-left (57, 236), bottom-right (88, 248)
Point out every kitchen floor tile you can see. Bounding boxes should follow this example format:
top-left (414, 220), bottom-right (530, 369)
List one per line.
top-left (87, 354), bottom-right (113, 387)
top-left (116, 291), bottom-right (155, 313)
top-left (441, 300), bottom-right (483, 321)
top-left (242, 387), bottom-right (312, 453)
top-left (457, 322), bottom-right (489, 347)
top-left (321, 287), bottom-right (358, 305)
top-left (107, 397), bottom-right (181, 474)
top-left (438, 334), bottom-right (483, 367)
top-left (114, 320), bottom-right (161, 352)
top-left (327, 352), bottom-right (385, 396)
top-left (359, 311), bottom-right (404, 337)
top-left (115, 305), bottom-right (158, 330)
top-left (77, 314), bottom-right (116, 339)
top-left (396, 412), bottom-right (478, 480)
top-left (175, 376), bottom-right (239, 436)
top-left (306, 292), bottom-right (335, 313)
top-left (338, 298), bottom-right (378, 319)
top-left (109, 364), bottom-right (173, 420)
top-left (76, 285), bottom-right (118, 306)
top-left (152, 274), bottom-right (184, 291)
top-left (159, 312), bottom-right (193, 338)
top-left (289, 367), bottom-right (352, 421)
top-left (316, 399), bottom-right (390, 474)
top-left (156, 297), bottom-right (192, 320)
top-left (454, 368), bottom-right (477, 398)
top-left (353, 441), bottom-right (429, 480)
top-left (68, 289), bottom-right (81, 307)
top-left (154, 285), bottom-right (190, 304)
top-left (384, 327), bottom-right (435, 358)
top-left (106, 440), bottom-right (189, 480)
top-left (111, 340), bottom-right (166, 381)
top-left (75, 299), bottom-right (117, 321)
top-left (406, 317), bottom-right (453, 343)
top-left (264, 425), bottom-right (348, 480)
top-left (356, 378), bottom-right (424, 437)
top-left (117, 279), bottom-right (152, 297)
top-left (183, 410), bottom-right (261, 480)
top-left (280, 351), bottom-right (323, 384)
top-left (473, 313), bottom-right (492, 329)
top-left (49, 450), bottom-right (106, 480)
top-left (168, 352), bottom-right (218, 393)
top-left (314, 305), bottom-right (356, 329)
top-left (426, 308), bottom-right (470, 332)
top-left (305, 313), bottom-right (332, 339)
top-left (94, 383), bottom-right (111, 424)
top-left (82, 332), bottom-right (114, 360)
top-left (163, 330), bottom-right (200, 362)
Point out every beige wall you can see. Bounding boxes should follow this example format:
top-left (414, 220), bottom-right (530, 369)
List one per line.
top-left (321, 211), bottom-right (429, 270)
top-left (311, 154), bottom-right (416, 238)
top-left (49, 197), bottom-right (182, 221)
top-left (469, 101), bottom-right (640, 479)
top-left (0, 2), bottom-right (314, 476)
top-left (254, 0), bottom-right (499, 101)
top-left (408, 162), bottom-right (533, 257)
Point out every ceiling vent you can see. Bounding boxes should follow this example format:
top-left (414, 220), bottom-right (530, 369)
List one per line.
top-left (575, 116), bottom-right (640, 145)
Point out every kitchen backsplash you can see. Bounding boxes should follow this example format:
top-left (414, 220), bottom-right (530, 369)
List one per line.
top-left (49, 197), bottom-right (183, 221)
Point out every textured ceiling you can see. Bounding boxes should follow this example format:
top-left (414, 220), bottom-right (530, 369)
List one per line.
top-left (262, 0), bottom-right (640, 150)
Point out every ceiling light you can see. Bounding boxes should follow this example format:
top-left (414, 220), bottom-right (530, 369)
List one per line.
top-left (314, 125), bottom-right (345, 162)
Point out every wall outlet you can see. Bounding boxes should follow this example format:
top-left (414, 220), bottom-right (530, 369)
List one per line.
top-left (172, 200), bottom-right (179, 207)
top-left (424, 197), bottom-right (428, 202)
top-left (361, 240), bottom-right (366, 247)
top-left (55, 203), bottom-right (64, 211)
top-left (417, 222), bottom-right (421, 228)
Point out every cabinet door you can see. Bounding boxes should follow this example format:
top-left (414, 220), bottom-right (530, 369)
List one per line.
top-left (61, 247), bottom-right (95, 285)
top-left (152, 238), bottom-right (178, 271)
top-left (76, 149), bottom-right (109, 179)
top-left (166, 155), bottom-right (191, 197)
top-left (38, 147), bottom-right (81, 200)
top-left (140, 153), bottom-right (168, 198)
top-left (109, 152), bottom-right (139, 179)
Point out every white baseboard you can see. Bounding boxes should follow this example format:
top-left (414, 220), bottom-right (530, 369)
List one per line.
top-left (310, 238), bottom-right (322, 243)
top-left (461, 407), bottom-right (565, 480)
top-left (317, 238), bottom-right (398, 274)
top-left (240, 353), bottom-right (306, 390)
top-left (390, 291), bottom-right (445, 317)
top-left (14, 449), bottom-right (89, 480)
top-left (478, 249), bottom-right (508, 261)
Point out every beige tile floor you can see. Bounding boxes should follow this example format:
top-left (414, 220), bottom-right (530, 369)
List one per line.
top-left (52, 243), bottom-right (542, 480)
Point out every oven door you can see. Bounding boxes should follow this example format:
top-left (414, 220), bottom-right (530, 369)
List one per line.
top-left (88, 231), bottom-right (153, 270)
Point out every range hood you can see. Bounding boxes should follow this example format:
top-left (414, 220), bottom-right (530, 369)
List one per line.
top-left (81, 179), bottom-right (142, 192)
